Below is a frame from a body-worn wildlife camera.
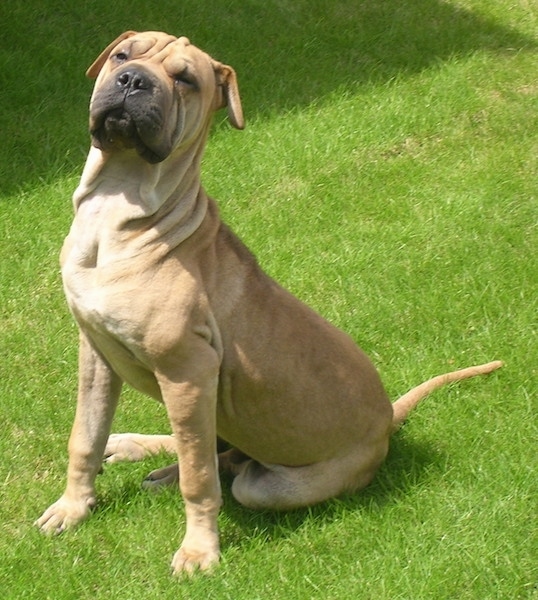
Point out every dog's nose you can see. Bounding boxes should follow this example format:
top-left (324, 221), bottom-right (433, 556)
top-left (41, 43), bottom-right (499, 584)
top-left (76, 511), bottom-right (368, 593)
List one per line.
top-left (116, 70), bottom-right (152, 92)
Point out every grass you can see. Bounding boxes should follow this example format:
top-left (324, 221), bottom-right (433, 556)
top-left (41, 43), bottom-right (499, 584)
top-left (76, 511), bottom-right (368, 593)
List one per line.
top-left (0, 0), bottom-right (536, 598)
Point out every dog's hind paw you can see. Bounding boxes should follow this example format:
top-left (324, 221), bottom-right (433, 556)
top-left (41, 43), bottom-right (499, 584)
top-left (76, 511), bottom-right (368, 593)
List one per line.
top-left (104, 433), bottom-right (176, 463)
top-left (104, 433), bottom-right (153, 463)
top-left (142, 463), bottom-right (180, 490)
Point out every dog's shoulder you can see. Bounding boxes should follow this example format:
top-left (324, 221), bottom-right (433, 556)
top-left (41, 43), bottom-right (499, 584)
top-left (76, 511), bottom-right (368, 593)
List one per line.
top-left (217, 222), bottom-right (260, 269)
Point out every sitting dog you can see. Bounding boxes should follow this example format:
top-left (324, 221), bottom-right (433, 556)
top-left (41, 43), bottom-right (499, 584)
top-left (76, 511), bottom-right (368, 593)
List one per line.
top-left (36, 31), bottom-right (502, 574)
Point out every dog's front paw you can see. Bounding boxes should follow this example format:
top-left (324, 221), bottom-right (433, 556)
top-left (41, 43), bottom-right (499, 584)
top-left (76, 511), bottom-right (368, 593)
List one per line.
top-left (104, 433), bottom-right (150, 463)
top-left (35, 495), bottom-right (95, 535)
top-left (171, 536), bottom-right (220, 575)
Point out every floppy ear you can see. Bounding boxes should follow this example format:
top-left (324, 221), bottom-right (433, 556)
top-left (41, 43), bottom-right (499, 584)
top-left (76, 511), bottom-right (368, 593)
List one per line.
top-left (86, 31), bottom-right (138, 79)
top-left (213, 62), bottom-right (245, 130)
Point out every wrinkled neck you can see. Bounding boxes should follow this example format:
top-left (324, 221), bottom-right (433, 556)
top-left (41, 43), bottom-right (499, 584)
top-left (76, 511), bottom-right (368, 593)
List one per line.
top-left (73, 136), bottom-right (205, 218)
top-left (68, 133), bottom-right (211, 259)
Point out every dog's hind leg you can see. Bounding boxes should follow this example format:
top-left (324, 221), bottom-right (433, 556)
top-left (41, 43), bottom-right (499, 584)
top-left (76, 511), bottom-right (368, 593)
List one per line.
top-left (229, 441), bottom-right (389, 511)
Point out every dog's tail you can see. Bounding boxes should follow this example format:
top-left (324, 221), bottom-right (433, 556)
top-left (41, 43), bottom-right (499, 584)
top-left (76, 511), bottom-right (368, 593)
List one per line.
top-left (391, 360), bottom-right (503, 433)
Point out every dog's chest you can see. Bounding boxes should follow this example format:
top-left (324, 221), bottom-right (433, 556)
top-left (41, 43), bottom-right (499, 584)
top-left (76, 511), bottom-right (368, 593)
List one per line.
top-left (62, 252), bottom-right (147, 344)
top-left (61, 224), bottom-right (163, 348)
top-left (61, 201), bottom-right (154, 337)
top-left (59, 193), bottom-right (216, 384)
top-left (61, 220), bottom-right (199, 356)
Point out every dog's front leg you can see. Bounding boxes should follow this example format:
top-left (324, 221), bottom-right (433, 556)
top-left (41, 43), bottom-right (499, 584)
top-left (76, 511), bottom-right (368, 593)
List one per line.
top-left (36, 333), bottom-right (122, 533)
top-left (157, 343), bottom-right (221, 575)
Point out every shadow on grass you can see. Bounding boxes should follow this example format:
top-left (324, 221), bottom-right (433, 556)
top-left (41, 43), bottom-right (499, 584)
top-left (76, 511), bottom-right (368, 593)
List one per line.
top-left (1, 0), bottom-right (535, 194)
top-left (94, 432), bottom-right (446, 550)
top-left (218, 432), bottom-right (447, 549)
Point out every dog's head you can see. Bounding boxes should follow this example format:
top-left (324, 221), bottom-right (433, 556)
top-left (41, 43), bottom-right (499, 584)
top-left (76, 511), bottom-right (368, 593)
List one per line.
top-left (86, 31), bottom-right (244, 164)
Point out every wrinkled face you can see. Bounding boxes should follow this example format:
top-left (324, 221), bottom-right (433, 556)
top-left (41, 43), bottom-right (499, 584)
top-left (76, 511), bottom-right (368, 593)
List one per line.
top-left (88, 32), bottom-right (228, 163)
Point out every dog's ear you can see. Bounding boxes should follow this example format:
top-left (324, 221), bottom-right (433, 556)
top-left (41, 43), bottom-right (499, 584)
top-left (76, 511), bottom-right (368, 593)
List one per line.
top-left (86, 31), bottom-right (138, 79)
top-left (213, 62), bottom-right (244, 130)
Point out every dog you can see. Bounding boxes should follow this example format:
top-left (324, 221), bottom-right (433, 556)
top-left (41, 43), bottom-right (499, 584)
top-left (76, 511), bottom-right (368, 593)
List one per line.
top-left (36, 31), bottom-right (502, 575)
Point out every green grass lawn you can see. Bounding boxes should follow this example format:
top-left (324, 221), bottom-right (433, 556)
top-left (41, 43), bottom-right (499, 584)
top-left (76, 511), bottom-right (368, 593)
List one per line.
top-left (1, 1), bottom-right (536, 598)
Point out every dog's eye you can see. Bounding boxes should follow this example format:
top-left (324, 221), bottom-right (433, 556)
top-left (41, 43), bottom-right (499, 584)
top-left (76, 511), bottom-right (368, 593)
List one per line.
top-left (174, 69), bottom-right (197, 89)
top-left (113, 52), bottom-right (129, 63)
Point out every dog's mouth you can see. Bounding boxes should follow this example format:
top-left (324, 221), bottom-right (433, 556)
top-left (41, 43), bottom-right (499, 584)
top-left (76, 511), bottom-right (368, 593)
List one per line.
top-left (99, 109), bottom-right (137, 149)
top-left (90, 98), bottom-right (169, 164)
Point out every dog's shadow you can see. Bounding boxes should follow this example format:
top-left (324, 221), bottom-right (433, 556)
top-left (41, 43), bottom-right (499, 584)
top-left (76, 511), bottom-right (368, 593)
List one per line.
top-left (100, 429), bottom-right (445, 546)
top-left (215, 1), bottom-right (536, 121)
top-left (217, 431), bottom-right (447, 549)
top-left (3, 0), bottom-right (536, 196)
top-left (96, 426), bottom-right (448, 550)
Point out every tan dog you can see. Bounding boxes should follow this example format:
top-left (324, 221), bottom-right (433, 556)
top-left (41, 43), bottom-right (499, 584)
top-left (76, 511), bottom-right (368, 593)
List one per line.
top-left (36, 31), bottom-right (502, 575)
